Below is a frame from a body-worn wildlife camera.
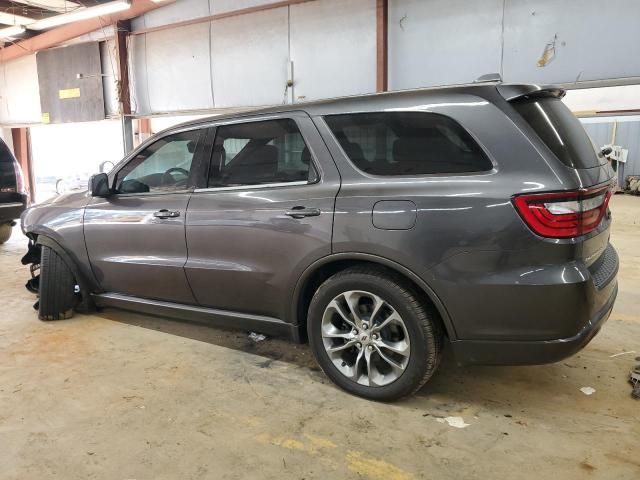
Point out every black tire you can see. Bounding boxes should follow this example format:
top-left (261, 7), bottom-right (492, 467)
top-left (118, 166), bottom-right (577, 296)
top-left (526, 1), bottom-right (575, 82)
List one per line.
top-left (39, 245), bottom-right (76, 321)
top-left (308, 266), bottom-right (443, 401)
top-left (0, 223), bottom-right (12, 245)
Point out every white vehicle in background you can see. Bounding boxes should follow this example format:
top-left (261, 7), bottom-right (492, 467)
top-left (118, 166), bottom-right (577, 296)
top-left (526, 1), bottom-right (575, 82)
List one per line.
top-left (55, 161), bottom-right (115, 195)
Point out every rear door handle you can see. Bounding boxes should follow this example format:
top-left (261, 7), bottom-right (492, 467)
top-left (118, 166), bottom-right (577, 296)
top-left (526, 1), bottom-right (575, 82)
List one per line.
top-left (285, 207), bottom-right (321, 219)
top-left (153, 209), bottom-right (181, 219)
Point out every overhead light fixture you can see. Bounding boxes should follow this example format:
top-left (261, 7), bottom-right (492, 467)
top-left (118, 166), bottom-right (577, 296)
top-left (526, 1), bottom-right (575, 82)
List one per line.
top-left (28, 0), bottom-right (131, 31)
top-left (11, 0), bottom-right (83, 15)
top-left (0, 12), bottom-right (35, 26)
top-left (0, 25), bottom-right (26, 39)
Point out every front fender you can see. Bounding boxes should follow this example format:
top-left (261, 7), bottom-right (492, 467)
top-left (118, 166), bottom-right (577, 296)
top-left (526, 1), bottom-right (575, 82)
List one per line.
top-left (21, 191), bottom-right (98, 296)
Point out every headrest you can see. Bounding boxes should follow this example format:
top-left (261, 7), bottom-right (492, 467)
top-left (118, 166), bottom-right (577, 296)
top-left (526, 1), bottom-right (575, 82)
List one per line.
top-left (301, 146), bottom-right (311, 165)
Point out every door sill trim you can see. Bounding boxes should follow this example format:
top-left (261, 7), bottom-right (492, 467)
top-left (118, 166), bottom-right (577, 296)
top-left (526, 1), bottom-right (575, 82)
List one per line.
top-left (92, 292), bottom-right (301, 341)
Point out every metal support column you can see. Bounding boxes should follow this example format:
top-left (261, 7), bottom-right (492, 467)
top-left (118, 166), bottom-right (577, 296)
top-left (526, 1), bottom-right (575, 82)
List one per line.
top-left (11, 128), bottom-right (35, 202)
top-left (114, 20), bottom-right (134, 154)
top-left (376, 0), bottom-right (389, 93)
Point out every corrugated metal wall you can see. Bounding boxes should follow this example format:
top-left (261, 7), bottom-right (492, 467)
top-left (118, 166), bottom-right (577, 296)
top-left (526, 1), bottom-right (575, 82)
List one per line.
top-left (389, 0), bottom-right (640, 90)
top-left (3, 0), bottom-right (640, 123)
top-left (389, 0), bottom-right (504, 89)
top-left (129, 0), bottom-right (376, 115)
top-left (130, 22), bottom-right (215, 113)
top-left (0, 55), bottom-right (41, 125)
top-left (211, 7), bottom-right (289, 108)
top-left (128, 0), bottom-right (640, 116)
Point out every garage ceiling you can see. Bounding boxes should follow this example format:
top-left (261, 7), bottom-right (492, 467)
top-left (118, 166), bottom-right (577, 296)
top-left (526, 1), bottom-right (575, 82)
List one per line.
top-left (0, 0), bottom-right (124, 44)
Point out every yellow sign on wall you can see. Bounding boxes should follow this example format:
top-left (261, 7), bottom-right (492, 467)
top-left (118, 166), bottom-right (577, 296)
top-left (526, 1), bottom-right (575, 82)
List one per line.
top-left (41, 112), bottom-right (50, 124)
top-left (58, 88), bottom-right (81, 99)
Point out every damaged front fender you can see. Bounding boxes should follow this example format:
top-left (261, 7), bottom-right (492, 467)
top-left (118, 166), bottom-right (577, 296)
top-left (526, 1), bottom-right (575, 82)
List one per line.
top-left (21, 236), bottom-right (97, 314)
top-left (21, 240), bottom-right (41, 294)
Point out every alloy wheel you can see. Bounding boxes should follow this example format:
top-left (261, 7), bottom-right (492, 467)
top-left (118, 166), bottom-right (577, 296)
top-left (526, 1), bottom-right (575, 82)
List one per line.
top-left (321, 290), bottom-right (411, 386)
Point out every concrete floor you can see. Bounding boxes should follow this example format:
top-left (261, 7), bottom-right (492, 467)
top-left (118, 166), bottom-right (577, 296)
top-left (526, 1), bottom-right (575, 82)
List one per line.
top-left (1, 195), bottom-right (639, 480)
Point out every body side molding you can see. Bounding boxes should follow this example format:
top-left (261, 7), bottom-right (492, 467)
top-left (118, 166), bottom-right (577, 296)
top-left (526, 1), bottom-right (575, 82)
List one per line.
top-left (92, 292), bottom-right (300, 341)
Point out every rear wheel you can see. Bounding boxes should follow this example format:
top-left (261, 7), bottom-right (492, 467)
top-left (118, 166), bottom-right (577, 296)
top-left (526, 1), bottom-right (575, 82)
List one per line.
top-left (308, 266), bottom-right (443, 401)
top-left (39, 245), bottom-right (76, 320)
top-left (0, 223), bottom-right (12, 244)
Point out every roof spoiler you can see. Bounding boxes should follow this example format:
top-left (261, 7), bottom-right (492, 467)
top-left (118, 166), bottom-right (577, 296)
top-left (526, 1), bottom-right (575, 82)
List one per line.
top-left (474, 73), bottom-right (503, 83)
top-left (496, 84), bottom-right (566, 102)
top-left (472, 74), bottom-right (566, 101)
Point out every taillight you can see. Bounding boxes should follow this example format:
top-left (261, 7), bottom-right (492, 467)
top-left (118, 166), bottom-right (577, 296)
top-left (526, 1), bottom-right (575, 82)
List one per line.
top-left (13, 161), bottom-right (26, 194)
top-left (512, 184), bottom-right (612, 238)
top-left (0, 160), bottom-right (26, 194)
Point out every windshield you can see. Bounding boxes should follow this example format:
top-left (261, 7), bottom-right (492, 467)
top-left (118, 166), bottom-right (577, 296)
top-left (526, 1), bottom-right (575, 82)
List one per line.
top-left (513, 98), bottom-right (606, 169)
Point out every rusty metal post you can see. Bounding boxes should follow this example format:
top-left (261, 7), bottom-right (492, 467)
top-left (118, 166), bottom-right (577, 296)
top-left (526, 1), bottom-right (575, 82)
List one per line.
top-left (114, 20), bottom-right (134, 154)
top-left (11, 128), bottom-right (35, 202)
top-left (376, 0), bottom-right (389, 93)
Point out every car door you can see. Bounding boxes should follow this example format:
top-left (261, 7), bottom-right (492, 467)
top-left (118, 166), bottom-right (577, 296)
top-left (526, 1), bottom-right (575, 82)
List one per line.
top-left (84, 126), bottom-right (208, 304)
top-left (185, 112), bottom-right (341, 322)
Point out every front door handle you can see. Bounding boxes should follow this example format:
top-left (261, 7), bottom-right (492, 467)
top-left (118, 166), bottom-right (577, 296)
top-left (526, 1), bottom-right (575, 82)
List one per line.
top-left (285, 207), bottom-right (321, 219)
top-left (153, 209), bottom-right (181, 219)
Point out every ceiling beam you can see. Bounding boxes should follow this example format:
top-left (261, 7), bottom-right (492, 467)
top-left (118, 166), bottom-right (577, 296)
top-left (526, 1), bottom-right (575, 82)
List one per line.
top-left (0, 0), bottom-right (171, 62)
top-left (9, 0), bottom-right (82, 14)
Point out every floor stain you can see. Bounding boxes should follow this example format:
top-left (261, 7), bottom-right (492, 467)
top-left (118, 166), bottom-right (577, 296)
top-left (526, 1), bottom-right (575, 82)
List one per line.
top-left (346, 451), bottom-right (415, 480)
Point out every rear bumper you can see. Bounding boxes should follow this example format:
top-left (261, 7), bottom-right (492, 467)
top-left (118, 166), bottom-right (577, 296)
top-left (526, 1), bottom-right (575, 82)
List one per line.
top-left (0, 194), bottom-right (27, 223)
top-left (450, 280), bottom-right (617, 365)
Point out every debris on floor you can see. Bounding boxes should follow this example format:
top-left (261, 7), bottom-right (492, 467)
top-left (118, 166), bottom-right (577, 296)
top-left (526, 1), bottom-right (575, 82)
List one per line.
top-left (248, 332), bottom-right (267, 343)
top-left (609, 350), bottom-right (636, 358)
top-left (630, 362), bottom-right (640, 400)
top-left (436, 416), bottom-right (470, 429)
top-left (625, 175), bottom-right (640, 195)
top-left (580, 387), bottom-right (596, 396)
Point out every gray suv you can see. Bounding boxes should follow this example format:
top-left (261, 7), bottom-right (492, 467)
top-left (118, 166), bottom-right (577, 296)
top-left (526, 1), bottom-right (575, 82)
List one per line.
top-left (21, 82), bottom-right (618, 400)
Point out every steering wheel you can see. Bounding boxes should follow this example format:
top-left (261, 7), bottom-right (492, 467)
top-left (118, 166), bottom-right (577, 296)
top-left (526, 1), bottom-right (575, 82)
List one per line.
top-left (164, 167), bottom-right (189, 178)
top-left (161, 167), bottom-right (189, 186)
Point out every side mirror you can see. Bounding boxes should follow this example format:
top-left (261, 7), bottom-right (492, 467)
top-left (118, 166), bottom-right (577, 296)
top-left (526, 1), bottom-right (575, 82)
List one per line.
top-left (89, 173), bottom-right (111, 197)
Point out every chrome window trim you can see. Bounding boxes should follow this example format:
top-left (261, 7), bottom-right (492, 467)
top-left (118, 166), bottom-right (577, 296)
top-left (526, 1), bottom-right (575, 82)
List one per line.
top-left (0, 202), bottom-right (23, 208)
top-left (194, 180), bottom-right (309, 193)
top-left (109, 189), bottom-right (194, 198)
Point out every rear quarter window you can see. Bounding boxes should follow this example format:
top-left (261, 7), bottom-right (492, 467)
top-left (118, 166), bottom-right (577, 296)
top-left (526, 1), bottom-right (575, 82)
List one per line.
top-left (324, 112), bottom-right (493, 176)
top-left (0, 139), bottom-right (16, 163)
top-left (512, 98), bottom-right (606, 169)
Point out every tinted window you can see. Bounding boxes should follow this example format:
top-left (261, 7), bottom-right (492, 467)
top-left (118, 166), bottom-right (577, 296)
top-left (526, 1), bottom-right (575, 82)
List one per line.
top-left (0, 138), bottom-right (16, 163)
top-left (324, 112), bottom-right (492, 176)
top-left (116, 130), bottom-right (201, 194)
top-left (208, 119), bottom-right (317, 187)
top-left (0, 139), bottom-right (17, 190)
top-left (513, 98), bottom-right (605, 169)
